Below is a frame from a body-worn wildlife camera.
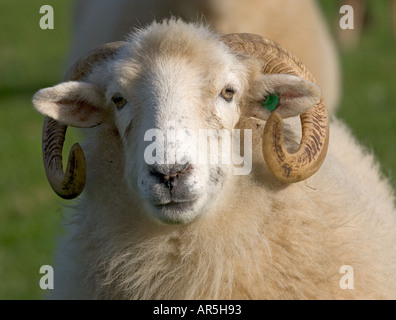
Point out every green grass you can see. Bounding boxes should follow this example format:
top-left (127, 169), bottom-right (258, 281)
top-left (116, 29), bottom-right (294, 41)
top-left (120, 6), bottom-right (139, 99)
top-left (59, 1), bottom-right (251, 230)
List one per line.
top-left (0, 0), bottom-right (73, 299)
top-left (0, 1), bottom-right (395, 299)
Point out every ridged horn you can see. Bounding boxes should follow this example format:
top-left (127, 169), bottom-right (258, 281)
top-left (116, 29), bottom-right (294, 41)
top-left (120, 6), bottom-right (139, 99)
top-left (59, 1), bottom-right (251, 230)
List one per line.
top-left (42, 41), bottom-right (126, 199)
top-left (221, 33), bottom-right (329, 183)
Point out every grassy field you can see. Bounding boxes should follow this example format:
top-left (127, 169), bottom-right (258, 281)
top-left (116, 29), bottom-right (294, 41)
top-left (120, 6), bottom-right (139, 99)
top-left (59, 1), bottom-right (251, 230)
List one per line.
top-left (0, 0), bottom-right (73, 299)
top-left (0, 1), bottom-right (395, 299)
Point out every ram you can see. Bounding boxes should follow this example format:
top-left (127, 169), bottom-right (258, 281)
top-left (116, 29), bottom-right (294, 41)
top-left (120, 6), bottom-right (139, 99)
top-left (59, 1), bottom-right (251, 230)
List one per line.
top-left (33, 20), bottom-right (396, 299)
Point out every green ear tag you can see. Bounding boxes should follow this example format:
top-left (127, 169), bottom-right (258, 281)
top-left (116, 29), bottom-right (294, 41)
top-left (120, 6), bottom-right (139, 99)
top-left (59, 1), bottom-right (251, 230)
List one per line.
top-left (261, 93), bottom-right (279, 112)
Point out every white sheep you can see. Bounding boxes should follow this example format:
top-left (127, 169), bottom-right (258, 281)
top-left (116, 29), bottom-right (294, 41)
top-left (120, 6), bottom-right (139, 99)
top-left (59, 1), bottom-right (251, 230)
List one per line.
top-left (33, 19), bottom-right (396, 299)
top-left (68, 0), bottom-right (340, 113)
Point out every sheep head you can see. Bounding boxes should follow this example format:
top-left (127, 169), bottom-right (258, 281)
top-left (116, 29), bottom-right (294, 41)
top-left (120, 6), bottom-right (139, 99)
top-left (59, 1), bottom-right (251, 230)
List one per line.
top-left (32, 21), bottom-right (328, 224)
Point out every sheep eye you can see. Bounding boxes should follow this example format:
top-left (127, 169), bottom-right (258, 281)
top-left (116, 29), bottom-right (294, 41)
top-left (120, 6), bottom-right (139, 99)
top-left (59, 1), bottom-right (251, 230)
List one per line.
top-left (220, 86), bottom-right (236, 102)
top-left (112, 93), bottom-right (127, 109)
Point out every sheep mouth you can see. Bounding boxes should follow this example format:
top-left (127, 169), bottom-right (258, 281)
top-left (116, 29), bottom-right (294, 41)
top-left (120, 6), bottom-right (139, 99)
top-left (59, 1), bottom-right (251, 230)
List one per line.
top-left (154, 199), bottom-right (198, 210)
top-left (150, 199), bottom-right (202, 224)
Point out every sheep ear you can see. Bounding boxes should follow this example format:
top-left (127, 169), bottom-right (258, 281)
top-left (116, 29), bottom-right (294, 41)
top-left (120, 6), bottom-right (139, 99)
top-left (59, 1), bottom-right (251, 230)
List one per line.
top-left (246, 74), bottom-right (321, 120)
top-left (32, 81), bottom-right (106, 128)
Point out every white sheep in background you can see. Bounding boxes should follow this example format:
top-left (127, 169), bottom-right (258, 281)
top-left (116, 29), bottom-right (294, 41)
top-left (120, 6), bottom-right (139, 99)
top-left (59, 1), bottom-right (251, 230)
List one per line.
top-left (68, 0), bottom-right (340, 113)
top-left (33, 19), bottom-right (396, 299)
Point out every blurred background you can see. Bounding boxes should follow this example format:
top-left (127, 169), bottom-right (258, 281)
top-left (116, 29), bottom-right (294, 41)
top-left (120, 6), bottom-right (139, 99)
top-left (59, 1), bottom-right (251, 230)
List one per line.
top-left (0, 0), bottom-right (395, 299)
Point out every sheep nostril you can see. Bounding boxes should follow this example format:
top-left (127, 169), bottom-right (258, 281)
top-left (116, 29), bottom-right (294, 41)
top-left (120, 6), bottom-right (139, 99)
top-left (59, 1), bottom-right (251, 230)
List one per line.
top-left (149, 164), bottom-right (193, 185)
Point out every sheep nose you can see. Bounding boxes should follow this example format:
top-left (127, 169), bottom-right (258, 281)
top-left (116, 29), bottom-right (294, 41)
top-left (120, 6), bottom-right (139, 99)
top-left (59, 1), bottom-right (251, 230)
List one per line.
top-left (148, 163), bottom-right (192, 186)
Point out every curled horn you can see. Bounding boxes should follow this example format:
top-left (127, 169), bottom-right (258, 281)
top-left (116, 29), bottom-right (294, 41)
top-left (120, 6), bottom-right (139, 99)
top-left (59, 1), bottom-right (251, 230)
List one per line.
top-left (221, 33), bottom-right (329, 183)
top-left (42, 42), bottom-right (126, 199)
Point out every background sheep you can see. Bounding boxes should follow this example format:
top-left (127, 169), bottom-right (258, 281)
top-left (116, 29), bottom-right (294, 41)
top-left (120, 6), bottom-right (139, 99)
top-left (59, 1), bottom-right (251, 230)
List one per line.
top-left (33, 19), bottom-right (396, 299)
top-left (68, 0), bottom-right (341, 114)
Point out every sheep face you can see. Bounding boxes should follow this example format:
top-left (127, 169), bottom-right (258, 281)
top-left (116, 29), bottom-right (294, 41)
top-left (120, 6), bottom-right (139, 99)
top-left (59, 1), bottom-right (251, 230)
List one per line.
top-left (104, 26), bottom-right (249, 224)
top-left (33, 20), bottom-right (323, 225)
